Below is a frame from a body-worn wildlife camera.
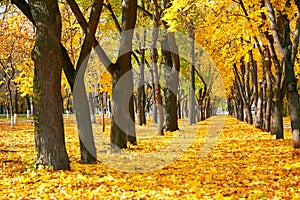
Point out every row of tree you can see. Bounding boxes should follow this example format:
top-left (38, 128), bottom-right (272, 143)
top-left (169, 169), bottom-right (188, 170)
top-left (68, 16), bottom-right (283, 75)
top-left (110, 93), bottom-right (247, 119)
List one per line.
top-left (163, 0), bottom-right (300, 147)
top-left (5, 0), bottom-right (300, 170)
top-left (1, 0), bottom-right (225, 170)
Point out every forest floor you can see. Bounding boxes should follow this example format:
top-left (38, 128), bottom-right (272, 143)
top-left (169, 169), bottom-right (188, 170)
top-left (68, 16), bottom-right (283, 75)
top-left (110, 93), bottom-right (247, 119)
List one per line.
top-left (0, 115), bottom-right (300, 199)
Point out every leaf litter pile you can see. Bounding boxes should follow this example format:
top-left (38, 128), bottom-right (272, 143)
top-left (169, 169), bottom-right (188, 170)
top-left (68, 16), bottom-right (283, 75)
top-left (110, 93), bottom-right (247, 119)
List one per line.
top-left (1, 116), bottom-right (300, 199)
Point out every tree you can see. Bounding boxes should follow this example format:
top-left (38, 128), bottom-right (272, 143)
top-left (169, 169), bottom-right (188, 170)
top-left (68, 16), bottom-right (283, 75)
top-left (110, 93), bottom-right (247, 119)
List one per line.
top-left (65, 0), bottom-right (138, 149)
top-left (29, 0), bottom-right (70, 170)
top-left (12, 0), bottom-right (98, 164)
top-left (265, 0), bottom-right (300, 146)
top-left (71, 0), bottom-right (103, 163)
top-left (102, 0), bottom-right (137, 148)
top-left (150, 0), bottom-right (164, 135)
top-left (0, 6), bottom-right (34, 127)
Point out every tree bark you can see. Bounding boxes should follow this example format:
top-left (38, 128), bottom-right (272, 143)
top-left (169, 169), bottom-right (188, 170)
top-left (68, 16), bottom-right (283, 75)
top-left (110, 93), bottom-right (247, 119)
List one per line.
top-left (137, 31), bottom-right (146, 126)
top-left (188, 23), bottom-right (196, 125)
top-left (30, 0), bottom-right (70, 170)
top-left (264, 46), bottom-right (273, 132)
top-left (110, 0), bottom-right (138, 149)
top-left (25, 94), bottom-right (31, 119)
top-left (161, 34), bottom-right (179, 131)
top-left (151, 0), bottom-right (164, 135)
top-left (88, 92), bottom-right (96, 124)
top-left (72, 0), bottom-right (103, 163)
top-left (233, 63), bottom-right (253, 124)
top-left (12, 0), bottom-right (99, 163)
top-left (267, 33), bottom-right (284, 138)
top-left (265, 0), bottom-right (300, 146)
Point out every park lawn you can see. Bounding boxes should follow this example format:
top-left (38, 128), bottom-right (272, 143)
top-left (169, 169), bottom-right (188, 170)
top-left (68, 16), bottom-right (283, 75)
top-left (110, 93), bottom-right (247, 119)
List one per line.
top-left (0, 116), bottom-right (300, 199)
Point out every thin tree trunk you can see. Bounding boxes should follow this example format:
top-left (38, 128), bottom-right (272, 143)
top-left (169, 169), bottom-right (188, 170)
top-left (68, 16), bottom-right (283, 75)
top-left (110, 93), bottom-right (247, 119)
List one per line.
top-left (264, 46), bottom-right (273, 132)
top-left (137, 31), bottom-right (146, 126)
top-left (188, 23), bottom-right (196, 125)
top-left (25, 95), bottom-right (31, 119)
top-left (88, 92), bottom-right (96, 124)
top-left (13, 88), bottom-right (18, 125)
top-left (255, 80), bottom-right (263, 129)
top-left (151, 0), bottom-right (164, 135)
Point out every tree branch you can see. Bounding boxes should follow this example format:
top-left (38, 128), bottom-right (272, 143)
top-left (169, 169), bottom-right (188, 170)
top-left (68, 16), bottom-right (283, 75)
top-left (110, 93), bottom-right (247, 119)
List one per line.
top-left (11, 0), bottom-right (35, 25)
top-left (66, 0), bottom-right (113, 74)
top-left (11, 0), bottom-right (76, 88)
top-left (104, 2), bottom-right (122, 33)
top-left (137, 5), bottom-right (152, 18)
top-left (292, 11), bottom-right (300, 64)
top-left (265, 0), bottom-right (286, 58)
top-left (76, 0), bottom-right (103, 73)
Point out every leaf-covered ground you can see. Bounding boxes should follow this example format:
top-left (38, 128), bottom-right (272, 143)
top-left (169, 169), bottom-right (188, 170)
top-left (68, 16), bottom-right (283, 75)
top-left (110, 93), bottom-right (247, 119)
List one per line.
top-left (1, 116), bottom-right (300, 199)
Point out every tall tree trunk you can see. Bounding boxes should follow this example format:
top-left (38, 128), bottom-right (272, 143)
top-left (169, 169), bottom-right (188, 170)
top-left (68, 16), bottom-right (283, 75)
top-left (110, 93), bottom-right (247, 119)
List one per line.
top-left (268, 37), bottom-right (284, 138)
top-left (168, 32), bottom-right (180, 127)
top-left (265, 0), bottom-right (300, 145)
top-left (7, 78), bottom-right (14, 129)
top-left (233, 63), bottom-right (252, 124)
top-left (30, 0), bottom-right (70, 170)
top-left (151, 0), bottom-right (164, 135)
top-left (161, 34), bottom-right (179, 131)
top-left (111, 0), bottom-right (138, 148)
top-left (249, 50), bottom-right (259, 127)
top-left (188, 23), bottom-right (196, 125)
top-left (150, 69), bottom-right (158, 123)
top-left (72, 0), bottom-right (103, 163)
top-left (264, 46), bottom-right (273, 132)
top-left (137, 31), bottom-right (146, 126)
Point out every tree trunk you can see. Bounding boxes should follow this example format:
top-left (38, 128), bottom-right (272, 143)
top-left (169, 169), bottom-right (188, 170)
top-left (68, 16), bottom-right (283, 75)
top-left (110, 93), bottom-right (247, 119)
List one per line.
top-left (7, 82), bottom-right (14, 129)
top-left (151, 47), bottom-right (164, 135)
top-left (233, 63), bottom-right (252, 124)
top-left (88, 92), bottom-right (96, 123)
top-left (264, 46), bottom-right (273, 132)
top-left (249, 50), bottom-right (259, 127)
top-left (111, 0), bottom-right (137, 149)
top-left (265, 0), bottom-right (300, 145)
top-left (255, 80), bottom-right (264, 129)
top-left (30, 0), bottom-right (70, 170)
top-left (13, 89), bottom-right (18, 125)
top-left (151, 0), bottom-right (164, 135)
top-left (205, 96), bottom-right (211, 119)
top-left (188, 23), bottom-right (196, 125)
top-left (100, 92), bottom-right (105, 132)
top-left (161, 34), bottom-right (179, 131)
top-left (168, 32), bottom-right (180, 126)
top-left (285, 59), bottom-right (300, 147)
top-left (137, 32), bottom-right (146, 126)
top-left (72, 0), bottom-right (103, 163)
top-left (267, 35), bottom-right (284, 138)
